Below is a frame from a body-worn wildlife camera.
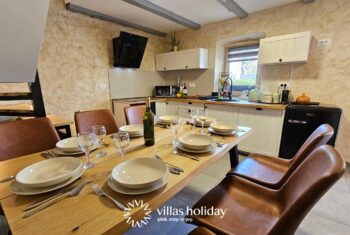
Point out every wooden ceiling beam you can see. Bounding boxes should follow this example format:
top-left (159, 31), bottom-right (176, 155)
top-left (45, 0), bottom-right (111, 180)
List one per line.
top-left (122, 0), bottom-right (201, 30)
top-left (66, 3), bottom-right (167, 37)
top-left (216, 0), bottom-right (248, 19)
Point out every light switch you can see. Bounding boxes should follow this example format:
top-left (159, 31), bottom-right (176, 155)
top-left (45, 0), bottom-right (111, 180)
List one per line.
top-left (189, 82), bottom-right (196, 88)
top-left (99, 82), bottom-right (107, 90)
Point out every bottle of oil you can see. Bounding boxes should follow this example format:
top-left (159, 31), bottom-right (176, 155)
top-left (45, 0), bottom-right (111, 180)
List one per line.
top-left (143, 97), bottom-right (155, 146)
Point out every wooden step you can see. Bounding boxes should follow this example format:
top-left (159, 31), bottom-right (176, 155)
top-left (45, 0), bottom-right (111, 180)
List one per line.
top-left (0, 92), bottom-right (32, 101)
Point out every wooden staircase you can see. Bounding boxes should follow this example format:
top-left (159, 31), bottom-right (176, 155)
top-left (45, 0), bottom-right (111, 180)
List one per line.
top-left (0, 71), bottom-right (46, 117)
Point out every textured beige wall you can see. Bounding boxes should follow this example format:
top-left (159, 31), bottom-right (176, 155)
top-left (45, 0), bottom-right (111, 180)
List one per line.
top-left (174, 0), bottom-right (350, 161)
top-left (0, 0), bottom-right (165, 120)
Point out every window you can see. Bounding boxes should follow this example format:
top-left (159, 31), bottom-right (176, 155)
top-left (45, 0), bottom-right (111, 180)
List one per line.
top-left (226, 44), bottom-right (259, 91)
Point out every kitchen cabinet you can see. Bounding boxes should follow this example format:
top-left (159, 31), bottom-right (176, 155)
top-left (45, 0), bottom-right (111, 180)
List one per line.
top-left (236, 107), bottom-right (284, 156)
top-left (155, 48), bottom-right (208, 71)
top-left (155, 102), bottom-right (167, 117)
top-left (259, 31), bottom-right (312, 64)
top-left (205, 104), bottom-right (239, 123)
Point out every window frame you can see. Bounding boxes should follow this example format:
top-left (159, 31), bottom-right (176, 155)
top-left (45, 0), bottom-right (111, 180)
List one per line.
top-left (224, 40), bottom-right (261, 92)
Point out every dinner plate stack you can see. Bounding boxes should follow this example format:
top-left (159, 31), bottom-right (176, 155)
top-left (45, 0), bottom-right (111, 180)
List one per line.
top-left (10, 157), bottom-right (83, 195)
top-left (54, 137), bottom-right (98, 156)
top-left (119, 124), bottom-right (143, 137)
top-left (158, 115), bottom-right (179, 125)
top-left (177, 134), bottom-right (215, 153)
top-left (108, 158), bottom-right (169, 195)
top-left (209, 122), bottom-right (238, 136)
top-left (194, 116), bottom-right (215, 127)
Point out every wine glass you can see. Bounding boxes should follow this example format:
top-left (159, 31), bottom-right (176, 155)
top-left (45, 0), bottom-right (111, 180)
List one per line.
top-left (196, 110), bottom-right (208, 134)
top-left (77, 132), bottom-right (96, 169)
top-left (92, 125), bottom-right (107, 158)
top-left (191, 110), bottom-right (198, 130)
top-left (170, 117), bottom-right (184, 154)
top-left (113, 132), bottom-right (130, 160)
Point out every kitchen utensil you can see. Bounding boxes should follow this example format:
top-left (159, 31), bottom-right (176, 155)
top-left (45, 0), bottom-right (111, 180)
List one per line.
top-left (56, 137), bottom-right (81, 152)
top-left (10, 167), bottom-right (84, 195)
top-left (208, 127), bottom-right (236, 136)
top-left (0, 175), bottom-right (15, 183)
top-left (77, 132), bottom-right (97, 169)
top-left (23, 179), bottom-right (91, 218)
top-left (178, 134), bottom-right (214, 150)
top-left (176, 142), bottom-right (215, 154)
top-left (24, 184), bottom-right (77, 211)
top-left (113, 132), bottom-right (130, 160)
top-left (112, 158), bottom-right (167, 189)
top-left (92, 125), bottom-right (107, 158)
top-left (107, 171), bottom-right (169, 195)
top-left (16, 157), bottom-right (82, 188)
top-left (91, 184), bottom-right (127, 210)
top-left (155, 155), bottom-right (184, 172)
top-left (210, 122), bottom-right (237, 133)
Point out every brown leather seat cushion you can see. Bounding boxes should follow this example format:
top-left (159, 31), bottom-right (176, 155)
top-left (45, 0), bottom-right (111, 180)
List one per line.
top-left (188, 226), bottom-right (217, 235)
top-left (0, 117), bottom-right (60, 161)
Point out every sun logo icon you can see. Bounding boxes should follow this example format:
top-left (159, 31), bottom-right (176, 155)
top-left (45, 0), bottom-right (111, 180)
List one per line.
top-left (124, 200), bottom-right (152, 228)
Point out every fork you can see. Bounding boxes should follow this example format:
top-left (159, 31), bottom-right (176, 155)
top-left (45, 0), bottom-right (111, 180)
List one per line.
top-left (91, 184), bottom-right (127, 210)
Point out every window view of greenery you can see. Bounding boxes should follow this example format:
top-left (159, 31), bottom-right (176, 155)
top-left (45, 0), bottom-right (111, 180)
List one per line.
top-left (227, 44), bottom-right (259, 88)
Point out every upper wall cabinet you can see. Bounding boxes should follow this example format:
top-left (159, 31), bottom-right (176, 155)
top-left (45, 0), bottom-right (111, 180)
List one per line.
top-left (259, 31), bottom-right (312, 65)
top-left (156, 48), bottom-right (208, 71)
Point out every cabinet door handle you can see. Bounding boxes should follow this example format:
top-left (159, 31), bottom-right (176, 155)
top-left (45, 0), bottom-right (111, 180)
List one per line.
top-left (188, 102), bottom-right (192, 105)
top-left (279, 58), bottom-right (283, 62)
top-left (185, 65), bottom-right (188, 69)
top-left (288, 119), bottom-right (307, 124)
top-left (163, 67), bottom-right (166, 70)
top-left (256, 108), bottom-right (263, 111)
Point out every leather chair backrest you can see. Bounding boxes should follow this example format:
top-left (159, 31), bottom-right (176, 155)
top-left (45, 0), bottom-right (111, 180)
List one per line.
top-left (124, 105), bottom-right (146, 125)
top-left (275, 124), bottom-right (334, 188)
top-left (272, 145), bottom-right (345, 235)
top-left (0, 117), bottom-right (60, 161)
top-left (74, 109), bottom-right (119, 135)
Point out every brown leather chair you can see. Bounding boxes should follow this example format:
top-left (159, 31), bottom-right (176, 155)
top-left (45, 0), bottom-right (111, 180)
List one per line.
top-left (187, 145), bottom-right (345, 235)
top-left (227, 124), bottom-right (334, 189)
top-left (0, 117), bottom-right (60, 161)
top-left (74, 109), bottom-right (119, 135)
top-left (124, 105), bottom-right (146, 125)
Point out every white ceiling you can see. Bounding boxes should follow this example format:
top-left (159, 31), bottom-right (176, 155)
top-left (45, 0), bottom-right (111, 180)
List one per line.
top-left (69, 0), bottom-right (299, 34)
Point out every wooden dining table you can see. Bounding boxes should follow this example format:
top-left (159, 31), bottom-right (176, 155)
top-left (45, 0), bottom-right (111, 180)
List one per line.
top-left (0, 125), bottom-right (252, 235)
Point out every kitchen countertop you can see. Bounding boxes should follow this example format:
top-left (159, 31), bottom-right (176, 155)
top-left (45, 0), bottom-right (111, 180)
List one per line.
top-left (112, 97), bottom-right (286, 110)
top-left (162, 98), bottom-right (286, 110)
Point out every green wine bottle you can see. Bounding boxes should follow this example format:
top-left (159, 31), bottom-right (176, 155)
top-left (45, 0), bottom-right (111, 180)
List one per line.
top-left (143, 97), bottom-right (155, 146)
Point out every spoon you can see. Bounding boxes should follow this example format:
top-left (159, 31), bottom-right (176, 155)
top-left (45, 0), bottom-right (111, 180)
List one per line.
top-left (0, 175), bottom-right (15, 183)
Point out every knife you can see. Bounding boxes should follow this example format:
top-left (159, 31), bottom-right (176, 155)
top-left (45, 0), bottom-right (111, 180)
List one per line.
top-left (23, 179), bottom-right (92, 218)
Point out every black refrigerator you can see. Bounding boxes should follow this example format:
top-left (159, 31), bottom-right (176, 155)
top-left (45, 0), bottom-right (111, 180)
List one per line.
top-left (279, 104), bottom-right (342, 159)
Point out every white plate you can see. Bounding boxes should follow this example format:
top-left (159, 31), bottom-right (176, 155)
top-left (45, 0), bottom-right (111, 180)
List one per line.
top-left (208, 127), bottom-right (236, 136)
top-left (178, 134), bottom-right (214, 150)
top-left (10, 167), bottom-right (84, 195)
top-left (108, 170), bottom-right (169, 195)
top-left (112, 158), bottom-right (168, 189)
top-left (120, 124), bottom-right (143, 134)
top-left (53, 148), bottom-right (84, 156)
top-left (177, 142), bottom-right (216, 153)
top-left (158, 115), bottom-right (179, 124)
top-left (56, 137), bottom-right (81, 152)
top-left (210, 122), bottom-right (238, 133)
top-left (16, 157), bottom-right (82, 188)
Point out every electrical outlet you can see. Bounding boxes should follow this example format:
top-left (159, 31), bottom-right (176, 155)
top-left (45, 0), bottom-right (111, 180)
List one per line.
top-left (99, 82), bottom-right (107, 90)
top-left (317, 38), bottom-right (332, 48)
top-left (189, 82), bottom-right (195, 88)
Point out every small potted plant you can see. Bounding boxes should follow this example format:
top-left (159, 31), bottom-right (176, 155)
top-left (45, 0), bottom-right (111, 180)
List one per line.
top-left (169, 32), bottom-right (180, 51)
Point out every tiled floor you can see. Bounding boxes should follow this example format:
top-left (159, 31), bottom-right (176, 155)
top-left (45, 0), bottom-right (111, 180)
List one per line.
top-left (125, 155), bottom-right (350, 235)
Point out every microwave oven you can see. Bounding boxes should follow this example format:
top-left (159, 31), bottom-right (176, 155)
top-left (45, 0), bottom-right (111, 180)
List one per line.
top-left (155, 86), bottom-right (177, 97)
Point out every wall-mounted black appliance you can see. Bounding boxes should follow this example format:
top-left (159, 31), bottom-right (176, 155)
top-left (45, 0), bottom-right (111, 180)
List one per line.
top-left (113, 31), bottom-right (148, 68)
top-left (279, 104), bottom-right (342, 159)
top-left (155, 86), bottom-right (177, 97)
